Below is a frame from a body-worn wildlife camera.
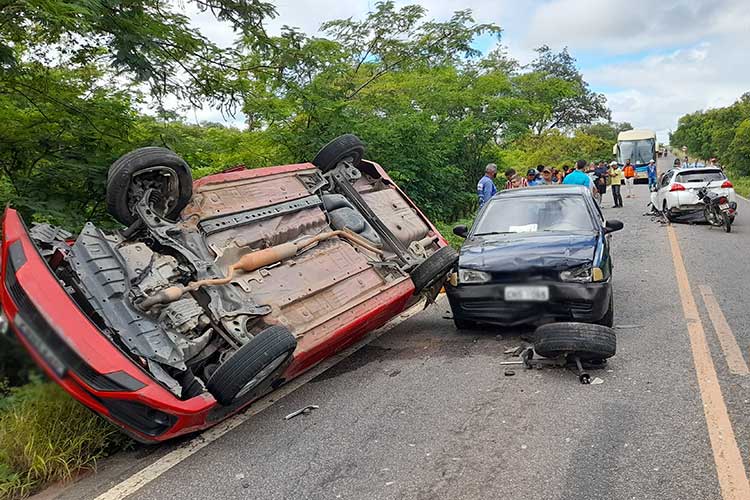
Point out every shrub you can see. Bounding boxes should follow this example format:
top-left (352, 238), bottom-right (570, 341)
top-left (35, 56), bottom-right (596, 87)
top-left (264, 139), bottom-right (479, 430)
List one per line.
top-left (0, 383), bottom-right (131, 499)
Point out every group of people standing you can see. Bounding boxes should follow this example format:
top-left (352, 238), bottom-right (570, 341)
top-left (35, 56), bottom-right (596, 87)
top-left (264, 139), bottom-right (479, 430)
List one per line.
top-left (477, 158), bottom-right (656, 209)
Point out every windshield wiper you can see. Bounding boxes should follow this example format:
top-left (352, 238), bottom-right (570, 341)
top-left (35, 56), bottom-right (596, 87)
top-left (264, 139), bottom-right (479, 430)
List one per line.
top-left (474, 231), bottom-right (516, 236)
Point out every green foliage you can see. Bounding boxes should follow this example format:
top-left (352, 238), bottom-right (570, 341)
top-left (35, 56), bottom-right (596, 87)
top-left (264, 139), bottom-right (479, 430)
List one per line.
top-left (0, 382), bottom-right (131, 499)
top-left (434, 217), bottom-right (475, 250)
top-left (0, 0), bottom-right (277, 111)
top-left (671, 93), bottom-right (750, 174)
top-left (0, 1), bottom-right (610, 229)
top-left (579, 121), bottom-right (633, 142)
top-left (500, 130), bottom-right (613, 170)
top-left (523, 46), bottom-right (611, 133)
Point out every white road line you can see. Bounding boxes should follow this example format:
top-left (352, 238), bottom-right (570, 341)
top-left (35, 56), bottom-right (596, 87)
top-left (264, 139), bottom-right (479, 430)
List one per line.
top-left (95, 297), bottom-right (439, 500)
top-left (667, 226), bottom-right (750, 500)
top-left (699, 286), bottom-right (749, 376)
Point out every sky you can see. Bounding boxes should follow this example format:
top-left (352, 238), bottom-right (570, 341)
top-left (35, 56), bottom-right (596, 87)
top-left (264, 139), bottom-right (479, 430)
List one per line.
top-left (187, 0), bottom-right (750, 144)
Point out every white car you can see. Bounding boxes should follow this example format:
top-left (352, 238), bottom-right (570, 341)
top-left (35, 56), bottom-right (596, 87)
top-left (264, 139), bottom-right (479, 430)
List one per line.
top-left (651, 167), bottom-right (736, 221)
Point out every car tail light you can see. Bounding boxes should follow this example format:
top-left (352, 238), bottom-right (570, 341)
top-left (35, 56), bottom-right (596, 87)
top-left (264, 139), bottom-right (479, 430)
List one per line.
top-left (719, 196), bottom-right (728, 204)
top-left (670, 183), bottom-right (686, 192)
top-left (721, 181), bottom-right (733, 188)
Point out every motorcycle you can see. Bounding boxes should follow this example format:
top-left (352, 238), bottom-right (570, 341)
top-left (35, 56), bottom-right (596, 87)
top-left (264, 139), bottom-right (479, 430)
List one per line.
top-left (697, 186), bottom-right (737, 233)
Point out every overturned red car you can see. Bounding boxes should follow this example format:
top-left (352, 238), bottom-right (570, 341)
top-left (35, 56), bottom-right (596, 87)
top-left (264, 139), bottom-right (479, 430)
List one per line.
top-left (0, 135), bottom-right (456, 442)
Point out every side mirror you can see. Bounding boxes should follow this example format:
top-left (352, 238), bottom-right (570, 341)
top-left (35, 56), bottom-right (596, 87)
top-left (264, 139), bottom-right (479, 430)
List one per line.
top-left (453, 225), bottom-right (468, 238)
top-left (604, 220), bottom-right (624, 234)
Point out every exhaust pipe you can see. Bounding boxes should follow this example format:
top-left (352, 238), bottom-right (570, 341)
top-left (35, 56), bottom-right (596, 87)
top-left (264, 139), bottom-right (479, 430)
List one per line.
top-left (139, 230), bottom-right (383, 309)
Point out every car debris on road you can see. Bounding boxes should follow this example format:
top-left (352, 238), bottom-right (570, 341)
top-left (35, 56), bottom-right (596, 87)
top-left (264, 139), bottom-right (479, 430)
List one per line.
top-left (284, 405), bottom-right (320, 420)
top-left (497, 323), bottom-right (616, 384)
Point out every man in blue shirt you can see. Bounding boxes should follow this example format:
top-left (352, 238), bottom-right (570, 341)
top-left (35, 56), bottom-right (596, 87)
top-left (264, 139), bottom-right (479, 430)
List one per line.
top-left (646, 160), bottom-right (657, 191)
top-left (477, 163), bottom-right (498, 209)
top-left (526, 169), bottom-right (541, 186)
top-left (562, 159), bottom-right (592, 188)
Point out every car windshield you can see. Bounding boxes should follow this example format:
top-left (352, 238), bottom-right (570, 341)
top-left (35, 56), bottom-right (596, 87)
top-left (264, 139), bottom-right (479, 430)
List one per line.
top-left (474, 195), bottom-right (595, 235)
top-left (618, 139), bottom-right (654, 165)
top-left (675, 170), bottom-right (726, 183)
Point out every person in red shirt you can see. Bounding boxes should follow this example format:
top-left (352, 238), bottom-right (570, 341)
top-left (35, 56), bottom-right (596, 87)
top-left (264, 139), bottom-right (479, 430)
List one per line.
top-left (504, 168), bottom-right (529, 189)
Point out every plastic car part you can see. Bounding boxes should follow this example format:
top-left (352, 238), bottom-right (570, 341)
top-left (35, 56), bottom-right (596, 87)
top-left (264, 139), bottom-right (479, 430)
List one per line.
top-left (68, 223), bottom-right (188, 369)
top-left (106, 147), bottom-right (193, 225)
top-left (139, 229), bottom-right (385, 309)
top-left (312, 134), bottom-right (365, 172)
top-left (206, 325), bottom-right (297, 405)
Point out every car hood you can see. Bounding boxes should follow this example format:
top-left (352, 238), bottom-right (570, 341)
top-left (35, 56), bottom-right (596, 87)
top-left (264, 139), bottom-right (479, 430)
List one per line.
top-left (459, 231), bottom-right (598, 272)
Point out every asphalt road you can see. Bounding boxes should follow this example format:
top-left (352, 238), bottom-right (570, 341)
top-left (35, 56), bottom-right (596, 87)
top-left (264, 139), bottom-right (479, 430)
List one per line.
top-left (49, 155), bottom-right (750, 500)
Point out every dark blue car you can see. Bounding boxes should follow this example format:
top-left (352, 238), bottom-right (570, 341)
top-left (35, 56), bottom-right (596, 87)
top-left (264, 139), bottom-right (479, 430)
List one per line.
top-left (446, 185), bottom-right (623, 328)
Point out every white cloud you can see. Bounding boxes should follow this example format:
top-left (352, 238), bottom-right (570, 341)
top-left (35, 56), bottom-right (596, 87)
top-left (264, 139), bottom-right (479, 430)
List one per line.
top-left (586, 40), bottom-right (750, 143)
top-left (525, 0), bottom-right (750, 54)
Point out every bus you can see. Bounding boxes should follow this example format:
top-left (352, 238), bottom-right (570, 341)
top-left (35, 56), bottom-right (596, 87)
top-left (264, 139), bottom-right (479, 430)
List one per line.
top-left (613, 129), bottom-right (657, 181)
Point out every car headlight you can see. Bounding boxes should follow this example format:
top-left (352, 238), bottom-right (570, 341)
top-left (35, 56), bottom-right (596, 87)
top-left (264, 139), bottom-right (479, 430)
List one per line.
top-left (458, 268), bottom-right (491, 284)
top-left (560, 266), bottom-right (593, 283)
top-left (560, 266), bottom-right (605, 283)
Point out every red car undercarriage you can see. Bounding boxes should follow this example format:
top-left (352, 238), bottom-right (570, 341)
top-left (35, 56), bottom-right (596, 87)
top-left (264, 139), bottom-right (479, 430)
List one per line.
top-left (0, 135), bottom-right (456, 442)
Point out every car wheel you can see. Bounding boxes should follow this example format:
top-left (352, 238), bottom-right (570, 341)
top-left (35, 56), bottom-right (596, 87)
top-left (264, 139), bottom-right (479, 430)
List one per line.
top-left (723, 212), bottom-right (732, 233)
top-left (106, 147), bottom-right (193, 225)
top-left (206, 325), bottom-right (297, 406)
top-left (312, 134), bottom-right (365, 173)
top-left (596, 293), bottom-right (614, 328)
top-left (533, 322), bottom-right (616, 361)
top-left (410, 246), bottom-right (459, 295)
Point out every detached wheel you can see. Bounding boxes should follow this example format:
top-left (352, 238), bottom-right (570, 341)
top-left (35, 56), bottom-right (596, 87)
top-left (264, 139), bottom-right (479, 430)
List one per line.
top-left (106, 147), bottom-right (193, 225)
top-left (312, 134), bottom-right (365, 173)
top-left (534, 322), bottom-right (616, 361)
top-left (207, 325), bottom-right (297, 406)
top-left (410, 245), bottom-right (458, 295)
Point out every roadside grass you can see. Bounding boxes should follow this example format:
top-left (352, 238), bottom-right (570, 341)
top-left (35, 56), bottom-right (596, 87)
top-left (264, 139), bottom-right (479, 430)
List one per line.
top-left (434, 217), bottom-right (474, 250)
top-left (0, 381), bottom-right (132, 499)
top-left (726, 168), bottom-right (750, 198)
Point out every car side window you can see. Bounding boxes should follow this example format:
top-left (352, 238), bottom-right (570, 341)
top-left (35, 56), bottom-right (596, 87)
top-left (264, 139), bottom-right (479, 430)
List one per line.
top-left (660, 171), bottom-right (673, 188)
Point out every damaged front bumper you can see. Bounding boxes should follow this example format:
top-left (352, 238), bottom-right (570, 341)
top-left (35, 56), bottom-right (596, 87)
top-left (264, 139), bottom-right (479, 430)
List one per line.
top-left (446, 279), bottom-right (611, 326)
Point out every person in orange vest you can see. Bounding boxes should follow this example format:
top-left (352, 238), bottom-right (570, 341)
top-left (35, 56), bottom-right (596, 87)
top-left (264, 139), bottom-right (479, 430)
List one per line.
top-left (623, 159), bottom-right (636, 198)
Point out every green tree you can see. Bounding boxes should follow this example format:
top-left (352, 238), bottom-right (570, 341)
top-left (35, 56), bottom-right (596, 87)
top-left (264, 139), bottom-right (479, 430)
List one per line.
top-left (579, 121), bottom-right (633, 142)
top-left (524, 46), bottom-right (610, 133)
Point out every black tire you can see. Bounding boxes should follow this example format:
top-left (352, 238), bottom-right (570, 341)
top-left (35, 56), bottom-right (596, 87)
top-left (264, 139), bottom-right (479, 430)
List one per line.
top-left (106, 147), bottom-right (193, 225)
top-left (312, 134), bottom-right (365, 173)
top-left (410, 245), bottom-right (459, 295)
top-left (207, 325), bottom-right (297, 406)
top-left (533, 322), bottom-right (616, 361)
top-left (723, 212), bottom-right (732, 233)
top-left (596, 292), bottom-right (614, 327)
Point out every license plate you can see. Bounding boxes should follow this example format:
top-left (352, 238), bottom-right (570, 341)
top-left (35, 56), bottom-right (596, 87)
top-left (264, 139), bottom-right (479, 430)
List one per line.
top-left (720, 203), bottom-right (730, 210)
top-left (504, 286), bottom-right (549, 302)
